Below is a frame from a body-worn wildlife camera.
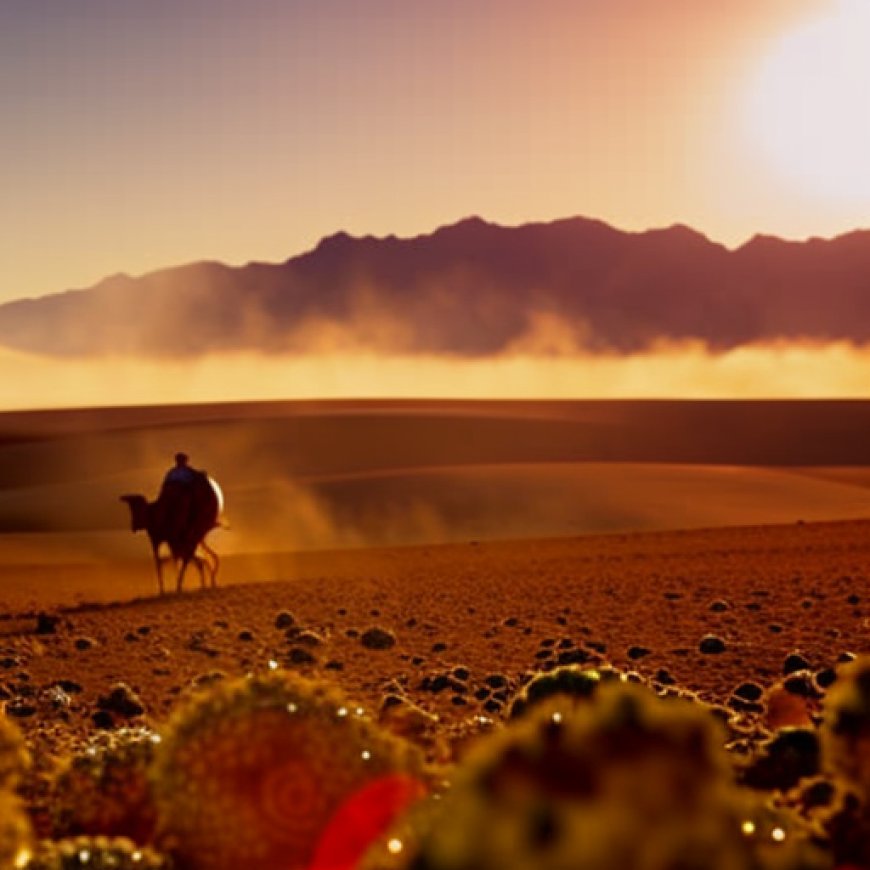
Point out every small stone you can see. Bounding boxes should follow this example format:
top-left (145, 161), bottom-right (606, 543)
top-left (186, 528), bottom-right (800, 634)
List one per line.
top-left (586, 641), bottom-right (607, 654)
top-left (558, 649), bottom-right (591, 666)
top-left (237, 630), bottom-right (255, 642)
top-left (474, 687), bottom-right (490, 701)
top-left (733, 681), bottom-right (764, 702)
top-left (0, 657), bottom-right (19, 670)
top-left (452, 666), bottom-right (470, 681)
top-left (360, 627), bottom-right (396, 650)
top-left (4, 701), bottom-right (36, 717)
top-left (838, 651), bottom-right (856, 664)
top-left (847, 594), bottom-right (860, 605)
top-left (627, 646), bottom-right (651, 661)
top-left (813, 667), bottom-right (837, 690)
top-left (485, 674), bottom-right (508, 689)
top-left (431, 642), bottom-right (447, 653)
top-left (503, 617), bottom-right (519, 628)
top-left (699, 634), bottom-right (726, 654)
top-left (483, 699), bottom-right (502, 714)
top-left (450, 695), bottom-right (467, 706)
top-left (136, 625), bottom-right (152, 635)
top-left (35, 613), bottom-right (60, 634)
top-left (92, 710), bottom-right (114, 729)
top-left (783, 652), bottom-right (810, 674)
top-left (709, 600), bottom-right (729, 613)
top-left (295, 630), bottom-right (323, 647)
top-left (655, 669), bottom-right (676, 686)
top-left (54, 679), bottom-right (82, 694)
top-left (74, 637), bottom-right (96, 651)
top-left (287, 647), bottom-right (317, 665)
top-left (275, 611), bottom-right (295, 630)
top-left (324, 660), bottom-right (344, 671)
top-left (97, 682), bottom-right (145, 717)
top-left (768, 624), bottom-right (783, 634)
top-left (783, 671), bottom-right (820, 698)
top-left (124, 632), bottom-right (138, 643)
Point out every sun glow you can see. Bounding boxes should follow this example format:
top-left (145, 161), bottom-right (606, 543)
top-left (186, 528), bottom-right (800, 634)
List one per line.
top-left (747, 0), bottom-right (870, 202)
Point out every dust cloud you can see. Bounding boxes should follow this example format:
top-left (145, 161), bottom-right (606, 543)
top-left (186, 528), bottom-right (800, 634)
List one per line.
top-left (1, 339), bottom-right (870, 410)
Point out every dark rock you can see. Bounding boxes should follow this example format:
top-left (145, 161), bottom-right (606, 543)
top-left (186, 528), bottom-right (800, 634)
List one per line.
top-left (733, 681), bottom-right (764, 702)
top-left (783, 671), bottom-right (820, 698)
top-left (485, 674), bottom-right (508, 689)
top-left (360, 627), bottom-right (396, 650)
top-left (847, 594), bottom-right (861, 605)
top-left (768, 624), bottom-right (783, 634)
top-left (452, 666), bottom-right (470, 681)
top-left (699, 634), bottom-right (726, 654)
top-left (431, 642), bottom-right (447, 653)
top-left (783, 652), bottom-right (811, 674)
top-left (503, 617), bottom-right (519, 628)
top-left (628, 646), bottom-right (651, 661)
top-left (74, 637), bottom-right (96, 651)
top-left (474, 687), bottom-right (490, 701)
top-left (54, 679), bottom-right (82, 694)
top-left (136, 626), bottom-right (152, 635)
top-left (287, 647), bottom-right (317, 665)
top-left (92, 710), bottom-right (114, 729)
top-left (5, 701), bottom-right (36, 717)
top-left (97, 683), bottom-right (145, 717)
top-left (709, 600), bottom-right (729, 613)
top-left (838, 651), bottom-right (856, 664)
top-left (586, 641), bottom-right (607, 654)
top-left (0, 657), bottom-right (19, 670)
top-left (483, 699), bottom-right (502, 714)
top-left (124, 632), bottom-right (139, 643)
top-left (237, 630), bottom-right (255, 642)
top-left (275, 611), bottom-right (295, 630)
top-left (325, 660), bottom-right (344, 671)
top-left (557, 649), bottom-right (590, 666)
top-left (35, 613), bottom-right (60, 635)
top-left (295, 631), bottom-right (323, 647)
top-left (451, 695), bottom-right (467, 706)
top-left (655, 669), bottom-right (676, 686)
top-left (813, 667), bottom-right (837, 691)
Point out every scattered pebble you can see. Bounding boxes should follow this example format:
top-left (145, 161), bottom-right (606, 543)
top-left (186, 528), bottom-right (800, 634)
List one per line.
top-left (699, 634), bottom-right (726, 654)
top-left (360, 627), bottom-right (396, 650)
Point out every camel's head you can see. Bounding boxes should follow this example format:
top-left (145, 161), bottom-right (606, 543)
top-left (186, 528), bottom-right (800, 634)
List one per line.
top-left (120, 494), bottom-right (148, 532)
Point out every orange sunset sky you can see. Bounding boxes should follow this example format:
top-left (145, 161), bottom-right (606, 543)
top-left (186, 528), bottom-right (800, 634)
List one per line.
top-left (1, 0), bottom-right (869, 304)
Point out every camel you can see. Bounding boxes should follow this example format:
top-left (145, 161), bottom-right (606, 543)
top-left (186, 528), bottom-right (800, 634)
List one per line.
top-left (121, 471), bottom-right (222, 595)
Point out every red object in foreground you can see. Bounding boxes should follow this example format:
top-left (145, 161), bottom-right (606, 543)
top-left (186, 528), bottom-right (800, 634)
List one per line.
top-left (308, 774), bottom-right (427, 870)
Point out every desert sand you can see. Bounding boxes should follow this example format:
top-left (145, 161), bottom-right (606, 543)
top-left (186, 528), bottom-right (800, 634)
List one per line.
top-left (2, 399), bottom-right (870, 866)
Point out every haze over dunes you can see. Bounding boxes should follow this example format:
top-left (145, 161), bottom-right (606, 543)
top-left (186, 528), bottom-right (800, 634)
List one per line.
top-left (2, 398), bottom-right (870, 609)
top-left (2, 217), bottom-right (870, 358)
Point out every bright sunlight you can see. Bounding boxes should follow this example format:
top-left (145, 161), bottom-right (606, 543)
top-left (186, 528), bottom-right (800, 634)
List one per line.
top-left (747, 0), bottom-right (870, 203)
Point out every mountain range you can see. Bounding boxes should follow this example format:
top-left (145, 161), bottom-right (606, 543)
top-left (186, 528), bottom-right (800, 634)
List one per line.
top-left (1, 215), bottom-right (869, 356)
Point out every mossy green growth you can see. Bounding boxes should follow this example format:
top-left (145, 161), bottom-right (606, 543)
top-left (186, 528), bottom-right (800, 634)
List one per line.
top-left (152, 671), bottom-right (424, 870)
top-left (821, 655), bottom-right (870, 795)
top-left (407, 683), bottom-right (829, 870)
top-left (0, 791), bottom-right (34, 870)
top-left (22, 836), bottom-right (170, 869)
top-left (50, 727), bottom-right (160, 842)
top-left (0, 712), bottom-right (30, 790)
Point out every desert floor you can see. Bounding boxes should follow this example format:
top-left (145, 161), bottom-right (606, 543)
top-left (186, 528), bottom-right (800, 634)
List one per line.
top-left (1, 399), bottom-right (870, 763)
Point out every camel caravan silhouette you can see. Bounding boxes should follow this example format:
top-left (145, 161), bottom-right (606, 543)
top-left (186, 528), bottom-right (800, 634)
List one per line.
top-left (121, 453), bottom-right (223, 594)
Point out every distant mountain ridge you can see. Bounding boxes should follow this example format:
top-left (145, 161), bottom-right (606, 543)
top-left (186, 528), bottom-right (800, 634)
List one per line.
top-left (1, 215), bottom-right (870, 356)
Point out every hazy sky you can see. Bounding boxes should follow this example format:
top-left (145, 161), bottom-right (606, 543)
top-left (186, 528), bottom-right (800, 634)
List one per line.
top-left (1, 0), bottom-right (866, 303)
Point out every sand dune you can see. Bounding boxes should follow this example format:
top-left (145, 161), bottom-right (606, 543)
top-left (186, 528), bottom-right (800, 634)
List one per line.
top-left (2, 400), bottom-right (870, 611)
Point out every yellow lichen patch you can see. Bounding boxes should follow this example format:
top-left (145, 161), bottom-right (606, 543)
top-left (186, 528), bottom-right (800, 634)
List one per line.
top-left (151, 672), bottom-right (424, 870)
top-left (50, 728), bottom-right (160, 842)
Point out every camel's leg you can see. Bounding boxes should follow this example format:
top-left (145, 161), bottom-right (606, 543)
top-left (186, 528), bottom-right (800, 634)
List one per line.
top-left (176, 558), bottom-right (190, 594)
top-left (194, 555), bottom-right (207, 589)
top-left (200, 542), bottom-right (219, 588)
top-left (152, 544), bottom-right (165, 596)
